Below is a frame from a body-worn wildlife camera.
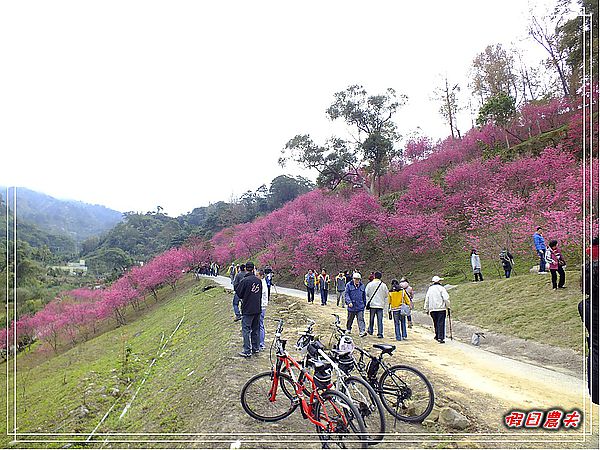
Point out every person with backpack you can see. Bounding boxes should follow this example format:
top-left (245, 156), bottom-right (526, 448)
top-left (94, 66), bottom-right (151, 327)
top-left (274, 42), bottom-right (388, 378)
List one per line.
top-left (232, 263), bottom-right (247, 322)
top-left (318, 269), bottom-right (330, 306)
top-left (365, 271), bottom-right (389, 338)
top-left (545, 240), bottom-right (566, 290)
top-left (424, 275), bottom-right (450, 343)
top-left (399, 277), bottom-right (415, 328)
top-left (304, 269), bottom-right (316, 303)
top-left (388, 279), bottom-right (412, 341)
top-left (235, 262), bottom-right (262, 357)
top-left (499, 248), bottom-right (514, 278)
top-left (345, 272), bottom-right (367, 336)
top-left (470, 249), bottom-right (483, 282)
top-left (335, 272), bottom-right (346, 307)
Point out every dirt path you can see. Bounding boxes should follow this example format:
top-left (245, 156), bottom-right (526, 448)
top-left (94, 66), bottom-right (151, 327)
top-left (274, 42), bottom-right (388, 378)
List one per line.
top-left (207, 276), bottom-right (597, 448)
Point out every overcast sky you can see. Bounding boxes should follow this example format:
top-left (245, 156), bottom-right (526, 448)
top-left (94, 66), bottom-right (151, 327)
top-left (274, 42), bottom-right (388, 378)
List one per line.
top-left (1, 0), bottom-right (574, 216)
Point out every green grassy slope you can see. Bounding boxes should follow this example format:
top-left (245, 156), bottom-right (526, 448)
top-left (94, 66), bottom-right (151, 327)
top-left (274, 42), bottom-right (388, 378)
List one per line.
top-left (2, 277), bottom-right (234, 448)
top-left (416, 271), bottom-right (584, 352)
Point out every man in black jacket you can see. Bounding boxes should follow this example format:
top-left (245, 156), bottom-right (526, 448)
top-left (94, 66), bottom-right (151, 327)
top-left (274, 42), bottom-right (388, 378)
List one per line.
top-left (235, 261), bottom-right (262, 357)
top-left (579, 261), bottom-right (599, 404)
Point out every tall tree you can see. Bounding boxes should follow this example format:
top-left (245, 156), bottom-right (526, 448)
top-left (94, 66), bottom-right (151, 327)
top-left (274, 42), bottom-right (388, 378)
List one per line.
top-left (528, 11), bottom-right (572, 97)
top-left (471, 44), bottom-right (518, 105)
top-left (281, 85), bottom-right (406, 196)
top-left (433, 76), bottom-right (461, 139)
top-left (556, 0), bottom-right (599, 92)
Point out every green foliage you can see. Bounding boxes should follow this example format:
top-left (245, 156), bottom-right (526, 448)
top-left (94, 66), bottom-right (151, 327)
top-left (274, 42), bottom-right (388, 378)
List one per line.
top-left (476, 92), bottom-right (516, 127)
top-left (281, 85), bottom-right (406, 195)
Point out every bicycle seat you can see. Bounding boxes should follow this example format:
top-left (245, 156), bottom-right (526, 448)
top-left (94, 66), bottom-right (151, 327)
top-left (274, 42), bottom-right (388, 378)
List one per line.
top-left (373, 344), bottom-right (396, 354)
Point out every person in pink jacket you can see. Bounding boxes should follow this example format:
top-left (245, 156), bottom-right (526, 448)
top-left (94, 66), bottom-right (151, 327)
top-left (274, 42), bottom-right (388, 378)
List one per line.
top-left (545, 240), bottom-right (566, 290)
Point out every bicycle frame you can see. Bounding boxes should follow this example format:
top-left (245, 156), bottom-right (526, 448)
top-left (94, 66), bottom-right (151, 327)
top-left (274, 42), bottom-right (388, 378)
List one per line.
top-left (270, 321), bottom-right (348, 432)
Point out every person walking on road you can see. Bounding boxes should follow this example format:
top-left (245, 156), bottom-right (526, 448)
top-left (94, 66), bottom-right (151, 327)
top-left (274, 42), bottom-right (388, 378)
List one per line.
top-left (235, 262), bottom-right (262, 357)
top-left (318, 269), bottom-right (330, 306)
top-left (232, 263), bottom-right (247, 321)
top-left (471, 249), bottom-right (483, 282)
top-left (256, 269), bottom-right (269, 351)
top-left (398, 277), bottom-right (415, 328)
top-left (365, 271), bottom-right (389, 338)
top-left (424, 275), bottom-right (450, 343)
top-left (345, 272), bottom-right (367, 337)
top-left (546, 240), bottom-right (566, 290)
top-left (388, 279), bottom-right (412, 341)
top-left (304, 269), bottom-right (316, 303)
top-left (335, 272), bottom-right (346, 307)
top-left (228, 263), bottom-right (236, 284)
top-left (533, 227), bottom-right (548, 273)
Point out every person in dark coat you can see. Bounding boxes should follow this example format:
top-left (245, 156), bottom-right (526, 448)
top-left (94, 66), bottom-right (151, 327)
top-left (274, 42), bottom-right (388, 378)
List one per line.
top-left (499, 248), bottom-right (514, 278)
top-left (579, 262), bottom-right (599, 404)
top-left (232, 264), bottom-right (246, 321)
top-left (235, 261), bottom-right (262, 357)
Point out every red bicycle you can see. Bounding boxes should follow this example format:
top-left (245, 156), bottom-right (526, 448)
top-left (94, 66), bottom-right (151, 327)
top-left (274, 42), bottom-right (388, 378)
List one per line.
top-left (240, 319), bottom-right (368, 449)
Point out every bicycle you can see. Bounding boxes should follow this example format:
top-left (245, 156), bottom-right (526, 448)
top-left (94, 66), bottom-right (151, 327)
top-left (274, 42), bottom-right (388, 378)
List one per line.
top-left (240, 319), bottom-right (368, 449)
top-left (295, 320), bottom-right (386, 445)
top-left (330, 314), bottom-right (435, 423)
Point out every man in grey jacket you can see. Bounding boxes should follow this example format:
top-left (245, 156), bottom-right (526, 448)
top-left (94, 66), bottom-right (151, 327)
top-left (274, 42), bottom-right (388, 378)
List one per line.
top-left (424, 275), bottom-right (450, 343)
top-left (365, 271), bottom-right (389, 338)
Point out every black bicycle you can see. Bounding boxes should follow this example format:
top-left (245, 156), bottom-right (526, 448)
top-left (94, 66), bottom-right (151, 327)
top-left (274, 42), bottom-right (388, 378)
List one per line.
top-left (295, 320), bottom-right (386, 445)
top-left (330, 314), bottom-right (435, 423)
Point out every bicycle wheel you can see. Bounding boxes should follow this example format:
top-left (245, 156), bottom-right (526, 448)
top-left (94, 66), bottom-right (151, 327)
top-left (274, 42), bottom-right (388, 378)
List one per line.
top-left (313, 389), bottom-right (368, 449)
top-left (344, 376), bottom-right (385, 445)
top-left (378, 364), bottom-right (434, 423)
top-left (240, 371), bottom-right (298, 422)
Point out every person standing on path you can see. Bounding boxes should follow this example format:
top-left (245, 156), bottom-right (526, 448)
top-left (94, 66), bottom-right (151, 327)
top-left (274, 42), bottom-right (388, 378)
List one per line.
top-left (335, 272), bottom-right (346, 307)
top-left (304, 269), bottom-right (316, 303)
top-left (471, 249), bottom-right (483, 282)
top-left (399, 277), bottom-right (415, 328)
top-left (265, 266), bottom-right (273, 300)
top-left (235, 261), bottom-right (262, 357)
top-left (256, 269), bottom-right (269, 351)
top-left (365, 271), bottom-right (389, 338)
top-left (232, 263), bottom-right (247, 321)
top-left (388, 279), bottom-right (412, 341)
top-left (345, 272), bottom-right (367, 336)
top-left (228, 263), bottom-right (236, 284)
top-left (424, 275), bottom-right (450, 344)
top-left (545, 240), bottom-right (566, 290)
top-left (499, 248), bottom-right (515, 278)
top-left (533, 227), bottom-right (548, 273)
top-left (318, 269), bottom-right (330, 306)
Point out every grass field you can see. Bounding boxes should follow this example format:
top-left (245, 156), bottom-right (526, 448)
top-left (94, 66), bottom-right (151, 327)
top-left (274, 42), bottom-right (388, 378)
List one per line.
top-left (1, 277), bottom-right (233, 448)
top-left (416, 270), bottom-right (584, 352)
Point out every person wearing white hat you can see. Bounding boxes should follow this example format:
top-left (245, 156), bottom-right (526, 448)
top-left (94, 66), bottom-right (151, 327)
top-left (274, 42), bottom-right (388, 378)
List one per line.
top-left (344, 272), bottom-right (367, 336)
top-left (424, 276), bottom-right (450, 343)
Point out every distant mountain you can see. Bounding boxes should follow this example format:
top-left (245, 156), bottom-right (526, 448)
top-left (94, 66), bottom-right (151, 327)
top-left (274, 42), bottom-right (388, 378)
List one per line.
top-left (0, 187), bottom-right (122, 244)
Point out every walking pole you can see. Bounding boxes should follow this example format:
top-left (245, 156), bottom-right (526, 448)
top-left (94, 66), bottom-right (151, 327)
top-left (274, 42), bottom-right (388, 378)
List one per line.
top-left (447, 308), bottom-right (453, 341)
